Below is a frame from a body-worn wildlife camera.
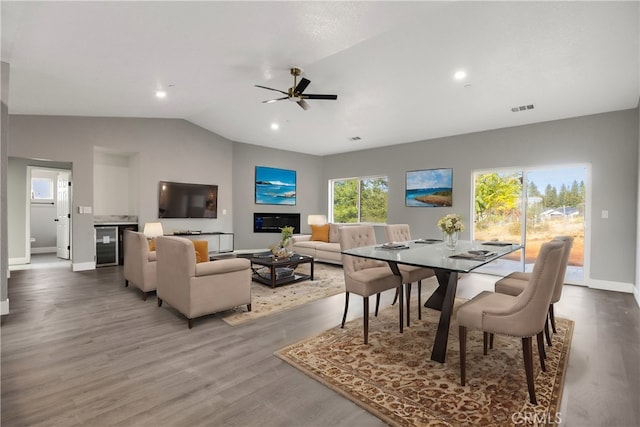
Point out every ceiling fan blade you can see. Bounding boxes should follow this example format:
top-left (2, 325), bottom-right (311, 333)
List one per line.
top-left (255, 85), bottom-right (288, 95)
top-left (301, 94), bottom-right (338, 100)
top-left (297, 99), bottom-right (310, 110)
top-left (294, 77), bottom-right (311, 95)
top-left (262, 96), bottom-right (289, 104)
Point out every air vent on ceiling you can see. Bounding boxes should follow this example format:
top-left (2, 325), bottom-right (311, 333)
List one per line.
top-left (349, 136), bottom-right (362, 141)
top-left (511, 104), bottom-right (535, 112)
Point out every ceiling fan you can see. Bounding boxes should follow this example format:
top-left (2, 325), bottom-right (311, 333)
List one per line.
top-left (255, 67), bottom-right (338, 110)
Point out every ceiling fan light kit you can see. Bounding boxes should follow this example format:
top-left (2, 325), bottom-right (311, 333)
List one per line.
top-left (255, 67), bottom-right (337, 110)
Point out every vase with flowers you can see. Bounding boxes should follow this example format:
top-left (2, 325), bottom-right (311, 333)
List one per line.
top-left (437, 214), bottom-right (464, 250)
top-left (270, 225), bottom-right (295, 258)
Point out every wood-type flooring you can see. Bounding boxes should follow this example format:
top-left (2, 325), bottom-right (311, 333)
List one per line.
top-left (2, 263), bottom-right (639, 426)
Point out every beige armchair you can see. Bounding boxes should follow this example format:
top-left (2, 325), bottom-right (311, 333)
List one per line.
top-left (384, 224), bottom-right (435, 325)
top-left (339, 225), bottom-right (403, 344)
top-left (155, 236), bottom-right (252, 328)
top-left (456, 240), bottom-right (565, 404)
top-left (123, 230), bottom-right (157, 300)
top-left (494, 235), bottom-right (574, 345)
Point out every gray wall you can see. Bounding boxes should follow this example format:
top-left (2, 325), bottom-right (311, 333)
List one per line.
top-left (324, 109), bottom-right (639, 286)
top-left (7, 116), bottom-right (235, 269)
top-left (5, 108), bottom-right (639, 291)
top-left (1, 62), bottom-right (9, 311)
top-left (637, 101), bottom-right (640, 300)
top-left (232, 142), bottom-right (324, 250)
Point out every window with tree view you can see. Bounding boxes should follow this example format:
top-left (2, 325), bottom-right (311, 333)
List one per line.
top-left (330, 176), bottom-right (388, 223)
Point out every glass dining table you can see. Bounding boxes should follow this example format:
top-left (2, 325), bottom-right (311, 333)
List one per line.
top-left (342, 239), bottom-right (522, 363)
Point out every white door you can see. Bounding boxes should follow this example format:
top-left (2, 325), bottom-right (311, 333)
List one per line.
top-left (56, 171), bottom-right (71, 259)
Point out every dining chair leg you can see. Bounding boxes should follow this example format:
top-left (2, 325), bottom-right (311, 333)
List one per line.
top-left (405, 282), bottom-right (412, 326)
top-left (375, 293), bottom-right (381, 317)
top-left (363, 296), bottom-right (369, 345)
top-left (549, 304), bottom-right (557, 333)
top-left (417, 280), bottom-right (422, 320)
top-left (489, 333), bottom-right (494, 349)
top-left (341, 292), bottom-right (350, 328)
top-left (459, 326), bottom-right (467, 386)
top-left (544, 316), bottom-right (553, 346)
top-left (398, 285), bottom-right (404, 334)
top-left (483, 332), bottom-right (489, 355)
top-left (392, 288), bottom-right (399, 305)
top-left (536, 331), bottom-right (547, 371)
top-left (522, 336), bottom-right (537, 405)
top-left (125, 279), bottom-right (129, 287)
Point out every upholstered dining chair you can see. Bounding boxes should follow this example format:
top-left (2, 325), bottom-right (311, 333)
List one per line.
top-left (339, 225), bottom-right (404, 344)
top-left (457, 240), bottom-right (565, 404)
top-left (384, 224), bottom-right (435, 325)
top-left (123, 230), bottom-right (157, 300)
top-left (155, 236), bottom-right (252, 328)
top-left (494, 235), bottom-right (574, 345)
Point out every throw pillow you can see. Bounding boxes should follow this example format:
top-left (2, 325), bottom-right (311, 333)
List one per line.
top-left (193, 240), bottom-right (209, 263)
top-left (310, 224), bottom-right (330, 242)
top-left (148, 238), bottom-right (156, 251)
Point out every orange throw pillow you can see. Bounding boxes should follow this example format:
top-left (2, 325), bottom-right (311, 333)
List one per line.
top-left (193, 240), bottom-right (209, 263)
top-left (148, 239), bottom-right (156, 251)
top-left (310, 224), bottom-right (330, 242)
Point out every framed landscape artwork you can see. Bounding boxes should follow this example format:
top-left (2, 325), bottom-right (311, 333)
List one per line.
top-left (405, 168), bottom-right (453, 207)
top-left (255, 166), bottom-right (297, 205)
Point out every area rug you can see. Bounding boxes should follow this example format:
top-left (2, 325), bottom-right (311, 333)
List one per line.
top-left (276, 300), bottom-right (573, 426)
top-left (222, 263), bottom-right (345, 325)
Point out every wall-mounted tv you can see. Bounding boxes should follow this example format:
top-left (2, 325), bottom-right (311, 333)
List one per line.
top-left (158, 181), bottom-right (218, 219)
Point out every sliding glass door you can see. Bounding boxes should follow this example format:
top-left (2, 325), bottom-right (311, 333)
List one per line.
top-left (472, 165), bottom-right (587, 284)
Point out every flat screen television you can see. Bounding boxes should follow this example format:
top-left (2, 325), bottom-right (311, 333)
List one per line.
top-left (158, 181), bottom-right (218, 219)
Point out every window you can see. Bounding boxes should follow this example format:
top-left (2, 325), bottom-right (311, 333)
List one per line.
top-left (472, 165), bottom-right (587, 284)
top-left (31, 177), bottom-right (54, 202)
top-left (330, 176), bottom-right (388, 223)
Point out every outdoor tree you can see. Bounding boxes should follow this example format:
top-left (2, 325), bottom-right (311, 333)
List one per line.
top-left (360, 177), bottom-right (388, 223)
top-left (332, 179), bottom-right (358, 223)
top-left (474, 173), bottom-right (521, 225)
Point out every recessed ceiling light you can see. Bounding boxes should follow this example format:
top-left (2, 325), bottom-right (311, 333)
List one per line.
top-left (454, 70), bottom-right (467, 80)
top-left (271, 123), bottom-right (279, 130)
top-left (155, 90), bottom-right (167, 99)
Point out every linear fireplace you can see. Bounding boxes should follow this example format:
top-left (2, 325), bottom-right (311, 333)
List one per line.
top-left (253, 213), bottom-right (300, 233)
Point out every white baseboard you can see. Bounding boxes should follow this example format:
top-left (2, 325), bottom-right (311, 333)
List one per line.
top-left (0, 299), bottom-right (9, 315)
top-left (30, 247), bottom-right (56, 254)
top-left (588, 278), bottom-right (634, 293)
top-left (72, 261), bottom-right (96, 272)
top-left (8, 257), bottom-right (28, 266)
top-left (634, 285), bottom-right (640, 308)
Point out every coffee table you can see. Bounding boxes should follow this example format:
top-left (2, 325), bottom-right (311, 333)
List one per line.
top-left (248, 253), bottom-right (314, 288)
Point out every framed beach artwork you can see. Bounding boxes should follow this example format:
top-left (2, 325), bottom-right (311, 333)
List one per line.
top-left (255, 166), bottom-right (297, 205)
top-left (405, 168), bottom-right (453, 207)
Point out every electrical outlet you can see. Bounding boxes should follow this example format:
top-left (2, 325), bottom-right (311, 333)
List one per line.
top-left (601, 210), bottom-right (608, 219)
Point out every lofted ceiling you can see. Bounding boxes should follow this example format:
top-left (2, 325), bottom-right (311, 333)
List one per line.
top-left (2, 1), bottom-right (638, 156)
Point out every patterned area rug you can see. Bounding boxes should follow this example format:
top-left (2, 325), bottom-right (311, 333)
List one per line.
top-left (276, 300), bottom-right (573, 426)
top-left (223, 263), bottom-right (345, 325)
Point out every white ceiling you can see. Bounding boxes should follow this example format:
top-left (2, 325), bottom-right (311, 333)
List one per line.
top-left (2, 1), bottom-right (638, 156)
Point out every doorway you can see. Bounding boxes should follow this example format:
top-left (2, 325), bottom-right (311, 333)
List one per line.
top-left (26, 166), bottom-right (72, 266)
top-left (472, 164), bottom-right (588, 285)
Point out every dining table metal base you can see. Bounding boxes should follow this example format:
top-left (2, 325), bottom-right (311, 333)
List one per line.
top-left (423, 269), bottom-right (460, 363)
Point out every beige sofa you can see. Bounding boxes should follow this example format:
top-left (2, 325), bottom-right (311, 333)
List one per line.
top-left (291, 223), bottom-right (345, 264)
